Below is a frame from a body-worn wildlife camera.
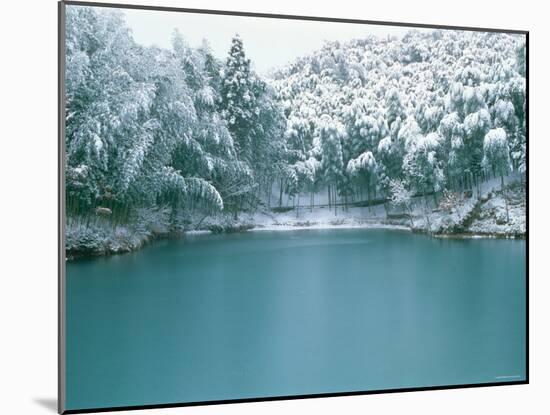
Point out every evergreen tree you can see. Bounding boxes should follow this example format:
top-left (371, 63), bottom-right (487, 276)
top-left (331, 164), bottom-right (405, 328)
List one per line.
top-left (220, 35), bottom-right (261, 162)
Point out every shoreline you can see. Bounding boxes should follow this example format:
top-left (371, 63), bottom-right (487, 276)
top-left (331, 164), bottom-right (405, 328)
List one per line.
top-left (249, 222), bottom-right (411, 232)
top-left (250, 221), bottom-right (524, 239)
top-left (65, 219), bottom-right (525, 261)
top-left (65, 176), bottom-right (526, 260)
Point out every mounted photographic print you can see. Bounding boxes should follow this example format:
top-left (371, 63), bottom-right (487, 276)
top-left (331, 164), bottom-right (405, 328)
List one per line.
top-left (58, 1), bottom-right (528, 413)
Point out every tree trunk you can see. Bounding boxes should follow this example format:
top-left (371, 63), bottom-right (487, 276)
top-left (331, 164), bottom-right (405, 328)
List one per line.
top-left (424, 188), bottom-right (429, 209)
top-left (424, 188), bottom-right (431, 231)
top-left (367, 184), bottom-right (372, 213)
top-left (407, 204), bottom-right (414, 228)
top-left (501, 175), bottom-right (510, 223)
top-left (279, 178), bottom-right (284, 207)
top-left (267, 180), bottom-right (273, 208)
top-left (334, 186), bottom-right (338, 216)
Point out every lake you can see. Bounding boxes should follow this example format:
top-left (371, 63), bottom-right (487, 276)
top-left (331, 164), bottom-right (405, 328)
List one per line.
top-left (65, 228), bottom-right (526, 411)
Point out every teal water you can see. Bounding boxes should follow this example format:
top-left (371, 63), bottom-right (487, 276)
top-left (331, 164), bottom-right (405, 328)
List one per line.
top-left (65, 229), bottom-right (526, 410)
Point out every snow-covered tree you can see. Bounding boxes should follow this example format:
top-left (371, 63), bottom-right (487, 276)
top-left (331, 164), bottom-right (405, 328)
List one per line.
top-left (347, 151), bottom-right (378, 208)
top-left (65, 7), bottom-right (159, 220)
top-left (220, 35), bottom-right (261, 162)
top-left (385, 88), bottom-right (405, 129)
top-left (483, 128), bottom-right (511, 221)
top-left (343, 98), bottom-right (380, 159)
top-left (320, 116), bottom-right (345, 213)
top-left (438, 111), bottom-right (464, 187)
top-left (388, 179), bottom-right (414, 226)
top-left (286, 157), bottom-right (320, 212)
top-left (403, 132), bottom-right (445, 205)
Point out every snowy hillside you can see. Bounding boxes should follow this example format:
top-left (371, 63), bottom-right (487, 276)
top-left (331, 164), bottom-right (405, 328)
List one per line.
top-left (64, 7), bottom-right (527, 258)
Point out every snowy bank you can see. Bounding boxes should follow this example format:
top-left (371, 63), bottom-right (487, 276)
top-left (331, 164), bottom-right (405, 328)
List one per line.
top-left (66, 178), bottom-right (525, 260)
top-left (411, 177), bottom-right (526, 238)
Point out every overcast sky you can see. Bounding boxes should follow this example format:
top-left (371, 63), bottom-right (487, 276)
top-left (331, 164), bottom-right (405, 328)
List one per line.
top-left (122, 8), bottom-right (428, 75)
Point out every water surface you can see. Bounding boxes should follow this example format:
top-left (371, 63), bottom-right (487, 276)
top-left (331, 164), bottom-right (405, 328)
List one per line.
top-left (66, 229), bottom-right (526, 410)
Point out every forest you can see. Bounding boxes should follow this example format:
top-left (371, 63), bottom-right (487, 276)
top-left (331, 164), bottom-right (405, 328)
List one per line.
top-left (64, 6), bottom-right (527, 256)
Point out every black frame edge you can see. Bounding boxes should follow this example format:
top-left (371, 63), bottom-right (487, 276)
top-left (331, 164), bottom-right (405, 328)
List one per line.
top-left (58, 1), bottom-right (67, 414)
top-left (61, 381), bottom-right (528, 414)
top-left (525, 31), bottom-right (530, 385)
